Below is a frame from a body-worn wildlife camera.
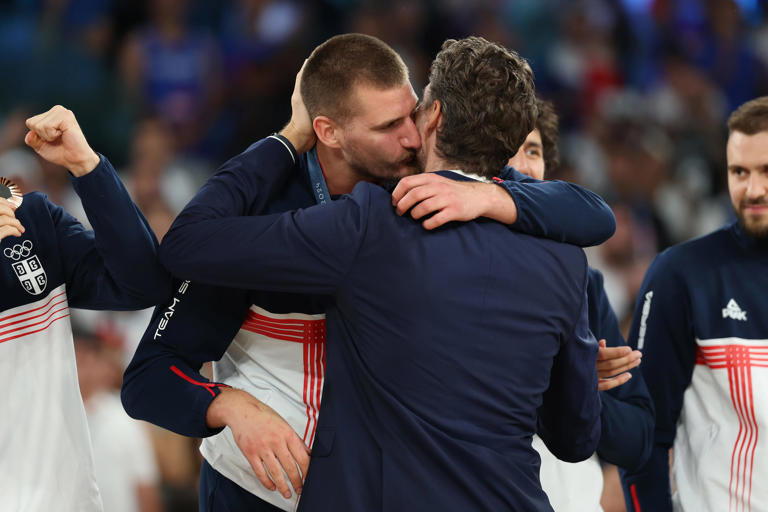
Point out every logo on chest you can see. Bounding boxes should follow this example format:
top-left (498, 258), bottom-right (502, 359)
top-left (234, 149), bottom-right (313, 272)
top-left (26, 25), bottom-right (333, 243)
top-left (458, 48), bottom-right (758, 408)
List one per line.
top-left (3, 240), bottom-right (47, 295)
top-left (722, 299), bottom-right (747, 322)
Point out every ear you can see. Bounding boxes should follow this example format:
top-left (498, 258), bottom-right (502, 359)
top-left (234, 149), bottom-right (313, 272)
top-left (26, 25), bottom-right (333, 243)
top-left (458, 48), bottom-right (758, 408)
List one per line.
top-left (313, 116), bottom-right (342, 149)
top-left (424, 99), bottom-right (442, 138)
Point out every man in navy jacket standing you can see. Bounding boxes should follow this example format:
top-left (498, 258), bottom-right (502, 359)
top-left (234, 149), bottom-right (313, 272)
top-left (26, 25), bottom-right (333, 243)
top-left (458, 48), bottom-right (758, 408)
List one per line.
top-left (620, 98), bottom-right (768, 511)
top-left (158, 37), bottom-right (601, 511)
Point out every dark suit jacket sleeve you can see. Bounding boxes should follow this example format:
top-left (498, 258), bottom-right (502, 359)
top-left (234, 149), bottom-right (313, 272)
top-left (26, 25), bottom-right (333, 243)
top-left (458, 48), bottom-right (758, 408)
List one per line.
top-left (620, 250), bottom-right (695, 512)
top-left (121, 280), bottom-right (249, 438)
top-left (161, 183), bottom-right (372, 294)
top-left (53, 155), bottom-right (170, 309)
top-left (497, 166), bottom-right (616, 247)
top-left (537, 282), bottom-right (602, 462)
top-left (587, 268), bottom-right (654, 471)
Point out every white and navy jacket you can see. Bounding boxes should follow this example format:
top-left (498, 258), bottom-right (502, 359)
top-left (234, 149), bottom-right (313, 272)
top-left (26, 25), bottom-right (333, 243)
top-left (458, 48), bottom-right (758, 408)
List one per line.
top-left (0, 157), bottom-right (169, 512)
top-left (621, 222), bottom-right (768, 512)
top-left (122, 136), bottom-right (616, 510)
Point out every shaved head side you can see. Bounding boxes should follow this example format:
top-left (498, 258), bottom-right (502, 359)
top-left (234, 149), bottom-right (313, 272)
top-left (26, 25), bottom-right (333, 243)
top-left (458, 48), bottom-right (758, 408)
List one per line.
top-left (727, 96), bottom-right (768, 136)
top-left (301, 33), bottom-right (409, 122)
top-left (426, 37), bottom-right (537, 178)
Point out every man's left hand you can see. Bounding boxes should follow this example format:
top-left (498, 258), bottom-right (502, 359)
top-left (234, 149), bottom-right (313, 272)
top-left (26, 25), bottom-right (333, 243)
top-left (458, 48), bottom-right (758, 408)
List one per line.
top-left (392, 173), bottom-right (518, 230)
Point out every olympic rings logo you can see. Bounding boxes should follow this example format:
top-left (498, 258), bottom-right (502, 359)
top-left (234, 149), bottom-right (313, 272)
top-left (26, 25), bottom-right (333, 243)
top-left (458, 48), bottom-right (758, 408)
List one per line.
top-left (3, 240), bottom-right (33, 261)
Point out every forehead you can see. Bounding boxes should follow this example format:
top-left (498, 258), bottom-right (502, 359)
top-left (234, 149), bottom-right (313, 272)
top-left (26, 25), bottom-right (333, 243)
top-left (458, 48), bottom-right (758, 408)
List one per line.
top-left (348, 82), bottom-right (417, 126)
top-left (524, 129), bottom-right (542, 146)
top-left (727, 130), bottom-right (768, 168)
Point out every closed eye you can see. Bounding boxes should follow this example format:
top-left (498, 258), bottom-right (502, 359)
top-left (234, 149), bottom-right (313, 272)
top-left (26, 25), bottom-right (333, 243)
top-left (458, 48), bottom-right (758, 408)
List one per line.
top-left (372, 118), bottom-right (403, 131)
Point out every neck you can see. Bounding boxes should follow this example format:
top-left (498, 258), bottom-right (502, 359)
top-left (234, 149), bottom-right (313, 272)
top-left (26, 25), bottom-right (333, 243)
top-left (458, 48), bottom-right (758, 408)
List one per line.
top-left (732, 221), bottom-right (768, 250)
top-left (315, 143), bottom-right (364, 195)
top-left (422, 144), bottom-right (458, 174)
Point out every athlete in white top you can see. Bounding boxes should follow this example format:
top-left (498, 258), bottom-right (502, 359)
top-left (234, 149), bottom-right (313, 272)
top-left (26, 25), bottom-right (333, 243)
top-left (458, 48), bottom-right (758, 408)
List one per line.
top-left (0, 106), bottom-right (169, 512)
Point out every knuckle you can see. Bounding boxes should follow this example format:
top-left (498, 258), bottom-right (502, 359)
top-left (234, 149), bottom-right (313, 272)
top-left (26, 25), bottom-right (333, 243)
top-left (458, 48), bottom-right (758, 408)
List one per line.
top-left (243, 446), bottom-right (259, 460)
top-left (250, 440), bottom-right (268, 453)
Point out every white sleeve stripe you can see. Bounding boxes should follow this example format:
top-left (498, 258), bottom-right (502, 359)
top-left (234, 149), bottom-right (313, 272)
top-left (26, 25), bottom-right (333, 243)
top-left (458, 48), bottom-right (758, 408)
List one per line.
top-left (268, 135), bottom-right (296, 165)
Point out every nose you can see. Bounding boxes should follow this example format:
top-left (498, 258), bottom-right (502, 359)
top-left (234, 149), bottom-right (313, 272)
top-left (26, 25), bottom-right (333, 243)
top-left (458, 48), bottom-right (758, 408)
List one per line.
top-left (746, 172), bottom-right (768, 200)
top-left (399, 117), bottom-right (421, 149)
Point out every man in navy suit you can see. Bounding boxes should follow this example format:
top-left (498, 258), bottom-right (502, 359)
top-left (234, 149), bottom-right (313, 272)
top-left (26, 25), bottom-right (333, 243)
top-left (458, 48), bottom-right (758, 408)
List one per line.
top-left (158, 37), bottom-right (601, 511)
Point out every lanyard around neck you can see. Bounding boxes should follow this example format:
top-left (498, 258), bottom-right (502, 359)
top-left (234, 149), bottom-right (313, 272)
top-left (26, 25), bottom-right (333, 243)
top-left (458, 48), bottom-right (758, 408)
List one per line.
top-left (307, 147), bottom-right (331, 205)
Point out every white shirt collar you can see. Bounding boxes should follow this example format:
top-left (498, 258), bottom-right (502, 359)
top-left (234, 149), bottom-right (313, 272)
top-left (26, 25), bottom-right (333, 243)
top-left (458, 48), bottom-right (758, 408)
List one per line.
top-left (443, 169), bottom-right (491, 183)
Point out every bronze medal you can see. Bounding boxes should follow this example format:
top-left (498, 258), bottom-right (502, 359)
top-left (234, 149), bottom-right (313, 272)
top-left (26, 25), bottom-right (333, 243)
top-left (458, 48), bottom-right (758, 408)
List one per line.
top-left (0, 177), bottom-right (22, 209)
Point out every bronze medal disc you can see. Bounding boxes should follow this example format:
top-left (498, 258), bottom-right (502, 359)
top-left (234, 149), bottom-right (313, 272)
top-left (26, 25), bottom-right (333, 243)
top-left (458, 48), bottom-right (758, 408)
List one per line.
top-left (0, 177), bottom-right (22, 209)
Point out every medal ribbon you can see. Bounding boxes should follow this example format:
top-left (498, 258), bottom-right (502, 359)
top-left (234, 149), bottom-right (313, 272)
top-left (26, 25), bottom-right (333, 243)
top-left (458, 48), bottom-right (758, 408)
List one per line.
top-left (306, 148), bottom-right (331, 205)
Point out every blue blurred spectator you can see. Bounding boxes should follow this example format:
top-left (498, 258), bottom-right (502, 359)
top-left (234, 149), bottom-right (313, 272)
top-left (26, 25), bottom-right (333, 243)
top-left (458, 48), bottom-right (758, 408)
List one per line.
top-left (120, 0), bottom-right (222, 153)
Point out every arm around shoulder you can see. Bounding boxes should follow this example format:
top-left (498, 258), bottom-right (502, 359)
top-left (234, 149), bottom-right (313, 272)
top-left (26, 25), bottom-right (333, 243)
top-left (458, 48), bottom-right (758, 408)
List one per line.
top-left (160, 136), bottom-right (301, 272)
top-left (496, 170), bottom-right (616, 246)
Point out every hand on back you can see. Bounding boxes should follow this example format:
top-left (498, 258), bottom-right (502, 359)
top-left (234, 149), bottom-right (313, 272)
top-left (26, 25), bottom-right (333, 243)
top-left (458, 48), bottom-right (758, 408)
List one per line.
top-left (392, 173), bottom-right (517, 229)
top-left (596, 339), bottom-right (642, 391)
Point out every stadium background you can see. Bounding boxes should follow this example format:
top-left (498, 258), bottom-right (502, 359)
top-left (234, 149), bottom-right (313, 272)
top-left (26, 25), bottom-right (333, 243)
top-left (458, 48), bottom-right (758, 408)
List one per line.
top-left (1, 0), bottom-right (766, 510)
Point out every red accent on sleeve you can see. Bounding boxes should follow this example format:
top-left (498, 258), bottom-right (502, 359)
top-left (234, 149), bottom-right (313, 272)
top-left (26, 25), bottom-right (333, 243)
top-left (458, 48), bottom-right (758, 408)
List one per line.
top-left (630, 484), bottom-right (642, 511)
top-left (169, 365), bottom-right (230, 397)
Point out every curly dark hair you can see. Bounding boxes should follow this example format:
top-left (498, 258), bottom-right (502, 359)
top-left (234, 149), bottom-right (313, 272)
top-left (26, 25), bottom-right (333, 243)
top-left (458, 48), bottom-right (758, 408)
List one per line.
top-left (728, 96), bottom-right (768, 135)
top-left (426, 37), bottom-right (537, 178)
top-left (301, 33), bottom-right (409, 122)
top-left (535, 98), bottom-right (560, 172)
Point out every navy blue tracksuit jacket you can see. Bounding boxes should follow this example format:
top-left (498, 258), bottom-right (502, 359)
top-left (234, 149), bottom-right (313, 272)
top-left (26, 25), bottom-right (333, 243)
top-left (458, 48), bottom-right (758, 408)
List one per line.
top-left (157, 143), bottom-right (602, 511)
top-left (620, 223), bottom-right (768, 512)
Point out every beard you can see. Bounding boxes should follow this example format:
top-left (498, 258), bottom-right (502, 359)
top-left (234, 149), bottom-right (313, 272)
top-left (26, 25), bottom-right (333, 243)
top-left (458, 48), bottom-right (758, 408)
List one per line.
top-left (346, 147), bottom-right (421, 183)
top-left (736, 198), bottom-right (768, 238)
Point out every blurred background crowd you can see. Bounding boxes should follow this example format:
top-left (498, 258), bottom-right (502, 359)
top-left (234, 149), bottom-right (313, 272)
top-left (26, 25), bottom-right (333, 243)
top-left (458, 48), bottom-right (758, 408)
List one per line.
top-left (1, 0), bottom-right (766, 510)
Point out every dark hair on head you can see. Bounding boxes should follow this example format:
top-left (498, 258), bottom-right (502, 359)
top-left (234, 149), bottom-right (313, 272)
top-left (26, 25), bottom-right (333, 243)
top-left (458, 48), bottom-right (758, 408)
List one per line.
top-left (535, 98), bottom-right (560, 172)
top-left (426, 37), bottom-right (537, 178)
top-left (728, 96), bottom-right (768, 135)
top-left (301, 33), bottom-right (409, 122)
